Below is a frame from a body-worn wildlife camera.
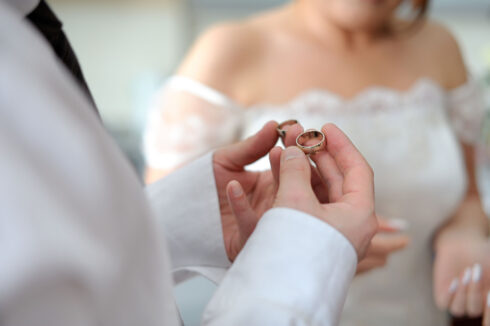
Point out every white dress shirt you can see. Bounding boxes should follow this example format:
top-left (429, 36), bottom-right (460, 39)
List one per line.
top-left (0, 2), bottom-right (357, 325)
top-left (3, 0), bottom-right (39, 15)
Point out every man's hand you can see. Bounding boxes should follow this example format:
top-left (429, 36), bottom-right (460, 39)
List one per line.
top-left (268, 123), bottom-right (378, 259)
top-left (213, 121), bottom-right (299, 262)
top-left (215, 122), bottom-right (378, 262)
top-left (356, 218), bottom-right (410, 274)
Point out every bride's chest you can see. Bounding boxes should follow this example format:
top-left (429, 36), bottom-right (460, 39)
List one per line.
top-left (242, 83), bottom-right (468, 218)
top-left (239, 40), bottom-right (441, 106)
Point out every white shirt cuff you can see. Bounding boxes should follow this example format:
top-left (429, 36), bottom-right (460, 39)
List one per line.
top-left (203, 207), bottom-right (357, 325)
top-left (146, 153), bottom-right (230, 283)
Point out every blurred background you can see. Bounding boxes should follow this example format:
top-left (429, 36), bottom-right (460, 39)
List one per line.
top-left (47, 0), bottom-right (490, 324)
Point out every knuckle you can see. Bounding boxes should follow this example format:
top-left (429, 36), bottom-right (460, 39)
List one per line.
top-left (281, 161), bottom-right (307, 174)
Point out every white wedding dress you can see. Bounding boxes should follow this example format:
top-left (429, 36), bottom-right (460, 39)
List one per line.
top-left (144, 75), bottom-right (485, 325)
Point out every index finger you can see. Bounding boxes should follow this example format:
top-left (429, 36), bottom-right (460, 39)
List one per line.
top-left (367, 234), bottom-right (410, 256)
top-left (321, 123), bottom-right (374, 207)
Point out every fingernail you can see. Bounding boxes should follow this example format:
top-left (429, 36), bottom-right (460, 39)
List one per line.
top-left (230, 181), bottom-right (243, 197)
top-left (487, 291), bottom-right (490, 307)
top-left (472, 263), bottom-right (482, 283)
top-left (386, 218), bottom-right (410, 231)
top-left (449, 278), bottom-right (459, 293)
top-left (283, 146), bottom-right (304, 161)
top-left (462, 267), bottom-right (471, 285)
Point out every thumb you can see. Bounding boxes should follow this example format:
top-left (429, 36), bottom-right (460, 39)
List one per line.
top-left (215, 121), bottom-right (278, 170)
top-left (277, 146), bottom-right (314, 199)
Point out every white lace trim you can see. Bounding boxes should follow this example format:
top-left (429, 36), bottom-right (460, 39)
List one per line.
top-left (144, 76), bottom-right (485, 170)
top-left (165, 76), bottom-right (241, 111)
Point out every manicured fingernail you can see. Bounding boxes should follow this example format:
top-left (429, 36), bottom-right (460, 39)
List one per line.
top-left (283, 146), bottom-right (304, 161)
top-left (386, 218), bottom-right (409, 231)
top-left (462, 267), bottom-right (471, 285)
top-left (472, 263), bottom-right (482, 282)
top-left (449, 278), bottom-right (459, 293)
top-left (229, 181), bottom-right (243, 197)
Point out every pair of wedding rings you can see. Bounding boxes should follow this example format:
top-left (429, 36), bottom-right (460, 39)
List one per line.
top-left (276, 119), bottom-right (326, 156)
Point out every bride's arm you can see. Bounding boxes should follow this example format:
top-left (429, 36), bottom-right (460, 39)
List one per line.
top-left (144, 23), bottom-right (260, 183)
top-left (431, 21), bottom-right (489, 247)
top-left (429, 23), bottom-right (489, 317)
top-left (143, 75), bottom-right (242, 184)
top-left (434, 145), bottom-right (489, 244)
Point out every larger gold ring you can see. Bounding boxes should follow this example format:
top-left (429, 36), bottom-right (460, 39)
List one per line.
top-left (296, 129), bottom-right (326, 155)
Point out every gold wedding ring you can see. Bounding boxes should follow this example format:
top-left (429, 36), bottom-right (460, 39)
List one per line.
top-left (296, 129), bottom-right (326, 155)
top-left (277, 119), bottom-right (298, 138)
top-left (277, 119), bottom-right (298, 146)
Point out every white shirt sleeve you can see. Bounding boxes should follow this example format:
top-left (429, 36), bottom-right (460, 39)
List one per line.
top-left (203, 208), bottom-right (357, 326)
top-left (0, 4), bottom-right (180, 326)
top-left (2, 0), bottom-right (39, 15)
top-left (146, 153), bottom-right (231, 284)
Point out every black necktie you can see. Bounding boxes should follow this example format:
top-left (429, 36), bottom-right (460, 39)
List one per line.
top-left (26, 0), bottom-right (99, 116)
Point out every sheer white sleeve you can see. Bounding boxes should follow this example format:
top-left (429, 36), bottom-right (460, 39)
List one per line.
top-left (144, 76), bottom-right (243, 170)
top-left (447, 80), bottom-right (486, 144)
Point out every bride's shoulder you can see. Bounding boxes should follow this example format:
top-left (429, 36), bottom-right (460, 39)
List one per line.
top-left (177, 17), bottom-right (270, 95)
top-left (415, 20), bottom-right (461, 51)
top-left (405, 20), bottom-right (467, 88)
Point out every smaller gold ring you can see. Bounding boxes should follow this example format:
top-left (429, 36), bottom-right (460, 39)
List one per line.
top-left (296, 129), bottom-right (326, 156)
top-left (276, 119), bottom-right (298, 138)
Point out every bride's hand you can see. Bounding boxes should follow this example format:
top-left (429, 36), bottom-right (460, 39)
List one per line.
top-left (356, 218), bottom-right (410, 275)
top-left (433, 232), bottom-right (490, 322)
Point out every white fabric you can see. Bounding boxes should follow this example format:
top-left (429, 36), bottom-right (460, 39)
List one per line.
top-left (144, 75), bottom-right (486, 325)
top-left (447, 80), bottom-right (486, 144)
top-left (144, 76), bottom-right (484, 172)
top-left (146, 154), bottom-right (231, 284)
top-left (203, 208), bottom-right (357, 325)
top-left (144, 76), bottom-right (242, 170)
top-left (2, 0), bottom-right (39, 15)
top-left (0, 5), bottom-right (357, 325)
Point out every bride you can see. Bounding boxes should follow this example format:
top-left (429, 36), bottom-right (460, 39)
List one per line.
top-left (143, 0), bottom-right (489, 324)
